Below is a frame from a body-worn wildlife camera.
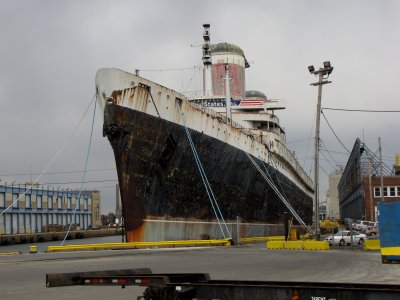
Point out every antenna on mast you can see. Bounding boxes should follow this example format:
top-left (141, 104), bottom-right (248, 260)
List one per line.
top-left (202, 24), bottom-right (213, 97)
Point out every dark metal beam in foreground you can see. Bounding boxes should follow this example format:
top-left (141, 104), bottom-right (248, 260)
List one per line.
top-left (46, 268), bottom-right (152, 287)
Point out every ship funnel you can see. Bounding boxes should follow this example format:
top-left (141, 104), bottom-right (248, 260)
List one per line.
top-left (202, 24), bottom-right (213, 97)
top-left (395, 152), bottom-right (400, 175)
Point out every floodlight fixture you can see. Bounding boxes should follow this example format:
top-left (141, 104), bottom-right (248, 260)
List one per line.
top-left (323, 61), bottom-right (331, 68)
top-left (308, 65), bottom-right (315, 73)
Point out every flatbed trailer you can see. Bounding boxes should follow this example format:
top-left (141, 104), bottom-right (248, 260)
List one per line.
top-left (46, 268), bottom-right (400, 300)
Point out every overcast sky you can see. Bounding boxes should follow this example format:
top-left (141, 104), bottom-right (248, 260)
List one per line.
top-left (1, 0), bottom-right (399, 214)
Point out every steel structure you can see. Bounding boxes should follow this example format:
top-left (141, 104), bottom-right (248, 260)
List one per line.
top-left (338, 138), bottom-right (393, 220)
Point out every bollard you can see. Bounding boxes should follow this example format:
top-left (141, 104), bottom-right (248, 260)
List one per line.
top-left (29, 245), bottom-right (37, 254)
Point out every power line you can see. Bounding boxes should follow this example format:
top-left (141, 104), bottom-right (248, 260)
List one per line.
top-left (2, 179), bottom-right (118, 187)
top-left (138, 66), bottom-right (201, 72)
top-left (321, 111), bottom-right (350, 153)
top-left (184, 66), bottom-right (200, 93)
top-left (320, 158), bottom-right (345, 165)
top-left (319, 149), bottom-right (337, 170)
top-left (62, 94), bottom-right (98, 245)
top-left (39, 179), bottom-right (118, 185)
top-left (82, 185), bottom-right (117, 190)
top-left (323, 107), bottom-right (400, 113)
top-left (1, 94), bottom-right (97, 217)
top-left (296, 156), bottom-right (345, 164)
top-left (286, 138), bottom-right (312, 144)
top-left (320, 139), bottom-right (341, 167)
top-left (320, 149), bottom-right (349, 156)
top-left (319, 164), bottom-right (330, 177)
top-left (0, 167), bottom-right (116, 177)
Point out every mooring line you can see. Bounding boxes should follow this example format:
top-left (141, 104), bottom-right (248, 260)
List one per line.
top-left (179, 110), bottom-right (231, 239)
top-left (184, 126), bottom-right (230, 239)
top-left (0, 94), bottom-right (97, 217)
top-left (245, 152), bottom-right (308, 230)
top-left (61, 95), bottom-right (97, 245)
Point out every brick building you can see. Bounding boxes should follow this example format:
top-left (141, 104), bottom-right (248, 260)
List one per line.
top-left (338, 138), bottom-right (400, 221)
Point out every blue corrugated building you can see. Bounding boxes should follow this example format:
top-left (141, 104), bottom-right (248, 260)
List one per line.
top-left (338, 138), bottom-right (399, 221)
top-left (0, 184), bottom-right (96, 234)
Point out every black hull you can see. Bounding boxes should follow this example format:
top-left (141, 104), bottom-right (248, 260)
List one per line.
top-left (103, 104), bottom-right (313, 241)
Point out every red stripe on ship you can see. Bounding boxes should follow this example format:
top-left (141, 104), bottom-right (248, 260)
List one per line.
top-left (240, 99), bottom-right (263, 106)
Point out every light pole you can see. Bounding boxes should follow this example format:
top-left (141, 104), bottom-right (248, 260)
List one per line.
top-left (308, 61), bottom-right (333, 240)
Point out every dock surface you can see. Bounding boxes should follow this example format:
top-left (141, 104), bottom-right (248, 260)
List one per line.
top-left (1, 244), bottom-right (399, 299)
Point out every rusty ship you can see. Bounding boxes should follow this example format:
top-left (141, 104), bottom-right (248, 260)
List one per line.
top-left (96, 24), bottom-right (314, 242)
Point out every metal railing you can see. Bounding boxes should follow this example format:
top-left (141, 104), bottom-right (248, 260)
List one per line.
top-left (188, 102), bottom-right (313, 188)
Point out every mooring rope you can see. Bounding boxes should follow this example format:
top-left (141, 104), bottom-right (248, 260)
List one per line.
top-left (245, 152), bottom-right (308, 230)
top-left (255, 148), bottom-right (295, 223)
top-left (61, 95), bottom-right (97, 245)
top-left (0, 94), bottom-right (97, 217)
top-left (180, 112), bottom-right (231, 239)
top-left (184, 127), bottom-right (225, 238)
top-left (263, 152), bottom-right (289, 201)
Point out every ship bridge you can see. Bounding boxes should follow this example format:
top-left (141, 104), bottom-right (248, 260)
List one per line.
top-left (189, 90), bottom-right (286, 141)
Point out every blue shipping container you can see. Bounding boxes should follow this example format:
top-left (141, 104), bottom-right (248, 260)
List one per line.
top-left (378, 201), bottom-right (400, 264)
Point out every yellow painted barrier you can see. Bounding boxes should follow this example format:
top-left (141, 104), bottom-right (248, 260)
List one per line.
top-left (268, 236), bottom-right (285, 241)
top-left (303, 241), bottom-right (329, 251)
top-left (266, 240), bottom-right (330, 251)
top-left (266, 241), bottom-right (285, 250)
top-left (0, 251), bottom-right (21, 255)
top-left (380, 247), bottom-right (400, 256)
top-left (364, 240), bottom-right (380, 251)
top-left (284, 241), bottom-right (304, 250)
top-left (47, 238), bottom-right (232, 252)
top-left (240, 236), bottom-right (285, 243)
top-left (29, 245), bottom-right (37, 253)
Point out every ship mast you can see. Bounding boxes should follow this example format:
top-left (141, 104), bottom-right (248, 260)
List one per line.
top-left (202, 24), bottom-right (213, 97)
top-left (224, 64), bottom-right (232, 123)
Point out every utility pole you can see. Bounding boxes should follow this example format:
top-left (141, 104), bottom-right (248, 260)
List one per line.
top-left (379, 137), bottom-right (384, 203)
top-left (367, 149), bottom-right (373, 221)
top-left (308, 62), bottom-right (333, 240)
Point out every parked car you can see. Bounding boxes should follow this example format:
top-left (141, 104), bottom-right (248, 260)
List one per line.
top-left (352, 220), bottom-right (378, 232)
top-left (364, 226), bottom-right (379, 236)
top-left (324, 230), bottom-right (367, 246)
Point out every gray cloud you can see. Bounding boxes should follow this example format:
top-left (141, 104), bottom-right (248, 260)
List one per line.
top-left (1, 0), bottom-right (399, 214)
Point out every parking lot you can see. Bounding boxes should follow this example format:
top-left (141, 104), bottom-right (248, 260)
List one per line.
top-left (1, 243), bottom-right (399, 300)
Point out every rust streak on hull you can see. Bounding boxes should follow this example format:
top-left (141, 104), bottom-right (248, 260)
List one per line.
top-left (126, 226), bottom-right (145, 243)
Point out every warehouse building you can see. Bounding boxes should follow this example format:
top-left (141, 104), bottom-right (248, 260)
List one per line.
top-left (0, 183), bottom-right (101, 234)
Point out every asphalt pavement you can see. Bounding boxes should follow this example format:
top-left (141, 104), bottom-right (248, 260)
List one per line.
top-left (1, 244), bottom-right (399, 300)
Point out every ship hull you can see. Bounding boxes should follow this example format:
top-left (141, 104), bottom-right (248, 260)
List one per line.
top-left (103, 104), bottom-right (313, 242)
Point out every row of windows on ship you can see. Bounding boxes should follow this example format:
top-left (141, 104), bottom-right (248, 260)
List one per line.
top-left (192, 99), bottom-right (250, 107)
top-left (192, 98), bottom-right (285, 140)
